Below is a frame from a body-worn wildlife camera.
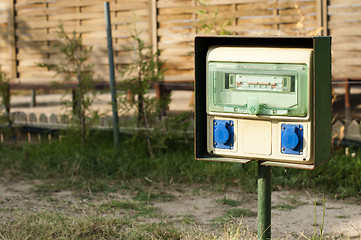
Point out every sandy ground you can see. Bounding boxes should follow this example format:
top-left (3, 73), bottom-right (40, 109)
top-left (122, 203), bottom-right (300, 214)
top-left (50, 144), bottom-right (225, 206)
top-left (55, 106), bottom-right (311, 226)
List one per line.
top-left (0, 179), bottom-right (360, 239)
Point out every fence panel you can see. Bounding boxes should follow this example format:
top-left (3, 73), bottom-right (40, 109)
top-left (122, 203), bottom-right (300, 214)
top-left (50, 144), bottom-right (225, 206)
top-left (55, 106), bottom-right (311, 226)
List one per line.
top-left (13, 0), bottom-right (150, 84)
top-left (1, 0), bottom-right (361, 84)
top-left (0, 0), bottom-right (10, 75)
top-left (328, 0), bottom-right (361, 79)
top-left (157, 0), bottom-right (318, 80)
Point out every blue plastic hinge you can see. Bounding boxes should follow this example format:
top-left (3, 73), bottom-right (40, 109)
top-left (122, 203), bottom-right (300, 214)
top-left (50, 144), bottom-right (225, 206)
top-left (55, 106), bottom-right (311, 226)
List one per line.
top-left (213, 119), bottom-right (234, 149)
top-left (281, 124), bottom-right (304, 155)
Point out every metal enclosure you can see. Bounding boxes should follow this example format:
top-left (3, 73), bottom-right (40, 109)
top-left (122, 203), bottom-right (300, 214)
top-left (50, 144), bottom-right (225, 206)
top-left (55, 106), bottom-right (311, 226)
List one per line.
top-left (195, 36), bottom-right (331, 169)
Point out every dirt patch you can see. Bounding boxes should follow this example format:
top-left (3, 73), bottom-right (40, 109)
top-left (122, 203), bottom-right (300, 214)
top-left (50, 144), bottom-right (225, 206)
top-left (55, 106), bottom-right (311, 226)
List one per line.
top-left (0, 179), bottom-right (360, 239)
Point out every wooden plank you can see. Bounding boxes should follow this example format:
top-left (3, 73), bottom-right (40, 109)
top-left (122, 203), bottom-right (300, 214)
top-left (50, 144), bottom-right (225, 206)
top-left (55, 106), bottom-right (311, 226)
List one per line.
top-left (329, 0), bottom-right (361, 6)
top-left (330, 27), bottom-right (361, 36)
top-left (16, 7), bottom-right (76, 18)
top-left (332, 68), bottom-right (361, 79)
top-left (161, 47), bottom-right (194, 56)
top-left (158, 21), bottom-right (195, 28)
top-left (149, 0), bottom-right (158, 55)
top-left (158, 42), bottom-right (195, 50)
top-left (158, 0), bottom-right (266, 8)
top-left (159, 35), bottom-right (194, 44)
top-left (164, 69), bottom-right (194, 77)
top-left (111, 2), bottom-right (148, 11)
top-left (159, 5), bottom-right (233, 15)
top-left (329, 14), bottom-right (361, 22)
top-left (202, 9), bottom-right (274, 18)
top-left (332, 52), bottom-right (361, 59)
top-left (227, 23), bottom-right (276, 31)
top-left (8, 0), bottom-right (17, 81)
top-left (328, 5), bottom-right (361, 14)
top-left (163, 61), bottom-right (194, 70)
top-left (278, 7), bottom-right (316, 16)
top-left (333, 58), bottom-right (361, 65)
top-left (332, 35), bottom-right (361, 43)
top-left (158, 27), bottom-right (193, 36)
top-left (158, 13), bottom-right (195, 22)
top-left (332, 43), bottom-right (361, 51)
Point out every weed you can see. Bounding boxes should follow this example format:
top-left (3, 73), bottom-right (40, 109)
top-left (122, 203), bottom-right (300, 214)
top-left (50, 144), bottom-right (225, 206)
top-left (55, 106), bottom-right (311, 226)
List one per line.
top-left (0, 65), bottom-right (16, 143)
top-left (39, 24), bottom-right (96, 144)
top-left (274, 195), bottom-right (307, 211)
top-left (225, 208), bottom-right (257, 218)
top-left (178, 214), bottom-right (197, 225)
top-left (98, 200), bottom-right (157, 219)
top-left (336, 215), bottom-right (350, 219)
top-left (216, 196), bottom-right (241, 207)
top-left (273, 203), bottom-right (297, 211)
top-left (311, 195), bottom-right (326, 240)
top-left (132, 188), bottom-right (175, 202)
top-left (122, 222), bottom-right (183, 240)
top-left (196, 0), bottom-right (233, 35)
top-left (118, 19), bottom-right (166, 157)
top-left (212, 208), bottom-right (257, 226)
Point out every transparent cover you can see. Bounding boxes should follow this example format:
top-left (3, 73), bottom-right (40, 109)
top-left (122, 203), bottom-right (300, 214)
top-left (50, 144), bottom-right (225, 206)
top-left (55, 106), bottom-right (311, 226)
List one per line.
top-left (207, 62), bottom-right (309, 116)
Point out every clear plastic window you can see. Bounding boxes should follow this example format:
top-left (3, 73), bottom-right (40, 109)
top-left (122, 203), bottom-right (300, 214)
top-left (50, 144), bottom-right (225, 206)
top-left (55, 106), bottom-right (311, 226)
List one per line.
top-left (207, 62), bottom-right (309, 116)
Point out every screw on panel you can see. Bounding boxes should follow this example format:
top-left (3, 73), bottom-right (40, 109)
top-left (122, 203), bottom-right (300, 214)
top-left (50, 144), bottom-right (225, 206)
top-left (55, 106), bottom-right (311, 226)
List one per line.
top-left (230, 122), bottom-right (234, 126)
top-left (214, 121), bottom-right (217, 125)
top-left (214, 142), bottom-right (217, 146)
top-left (300, 128), bottom-right (303, 131)
top-left (282, 126), bottom-right (285, 130)
top-left (282, 148), bottom-right (285, 151)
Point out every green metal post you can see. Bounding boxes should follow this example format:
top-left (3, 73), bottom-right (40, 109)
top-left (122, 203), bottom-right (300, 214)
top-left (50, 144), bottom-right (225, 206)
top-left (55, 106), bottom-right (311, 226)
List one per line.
top-left (258, 162), bottom-right (271, 240)
top-left (104, 1), bottom-right (120, 147)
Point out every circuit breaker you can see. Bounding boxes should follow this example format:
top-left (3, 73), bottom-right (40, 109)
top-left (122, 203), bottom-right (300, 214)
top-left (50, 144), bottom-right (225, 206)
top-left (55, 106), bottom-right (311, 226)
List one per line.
top-left (195, 36), bottom-right (331, 169)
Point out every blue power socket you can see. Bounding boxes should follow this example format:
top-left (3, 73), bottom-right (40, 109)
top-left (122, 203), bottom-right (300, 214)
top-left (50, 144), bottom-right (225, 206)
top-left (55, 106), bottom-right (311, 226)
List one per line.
top-left (213, 119), bottom-right (234, 149)
top-left (281, 124), bottom-right (304, 155)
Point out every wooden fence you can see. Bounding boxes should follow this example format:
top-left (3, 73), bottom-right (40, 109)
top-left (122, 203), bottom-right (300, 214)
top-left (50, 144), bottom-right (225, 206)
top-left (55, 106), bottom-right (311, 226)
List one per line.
top-left (0, 111), bottom-right (359, 144)
top-left (0, 0), bottom-right (360, 84)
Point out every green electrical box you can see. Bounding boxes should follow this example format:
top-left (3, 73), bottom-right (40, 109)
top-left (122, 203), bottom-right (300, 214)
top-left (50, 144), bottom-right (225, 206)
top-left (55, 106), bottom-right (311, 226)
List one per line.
top-left (195, 36), bottom-right (331, 169)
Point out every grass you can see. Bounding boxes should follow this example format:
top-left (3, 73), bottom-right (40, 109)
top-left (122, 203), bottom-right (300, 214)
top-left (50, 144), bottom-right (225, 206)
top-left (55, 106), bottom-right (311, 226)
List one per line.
top-left (273, 195), bottom-right (307, 211)
top-left (212, 208), bottom-right (257, 226)
top-left (216, 196), bottom-right (241, 207)
top-left (225, 208), bottom-right (257, 218)
top-left (273, 203), bottom-right (297, 211)
top-left (0, 210), bottom-right (185, 240)
top-left (0, 211), bottom-right (259, 240)
top-left (0, 131), bottom-right (359, 239)
top-left (0, 203), bottom-right (259, 240)
top-left (0, 133), bottom-right (259, 192)
top-left (0, 133), bottom-right (360, 198)
top-left (98, 200), bottom-right (157, 217)
top-left (132, 188), bottom-right (175, 202)
top-left (0, 135), bottom-right (360, 198)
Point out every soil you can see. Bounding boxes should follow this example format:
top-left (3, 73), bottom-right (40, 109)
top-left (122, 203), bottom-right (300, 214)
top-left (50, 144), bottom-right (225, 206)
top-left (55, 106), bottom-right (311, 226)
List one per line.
top-left (0, 178), bottom-right (360, 239)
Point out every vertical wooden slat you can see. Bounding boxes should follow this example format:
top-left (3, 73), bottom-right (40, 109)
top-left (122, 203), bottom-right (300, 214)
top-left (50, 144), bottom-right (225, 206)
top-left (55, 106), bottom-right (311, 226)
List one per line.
top-left (150, 0), bottom-right (158, 55)
top-left (316, 0), bottom-right (322, 32)
top-left (7, 0), bottom-right (17, 82)
top-left (322, 0), bottom-right (328, 36)
top-left (273, 0), bottom-right (279, 34)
